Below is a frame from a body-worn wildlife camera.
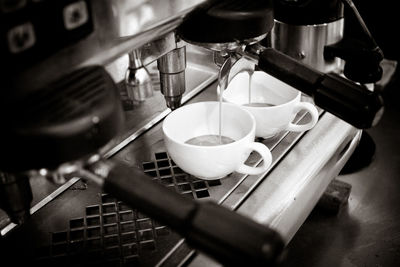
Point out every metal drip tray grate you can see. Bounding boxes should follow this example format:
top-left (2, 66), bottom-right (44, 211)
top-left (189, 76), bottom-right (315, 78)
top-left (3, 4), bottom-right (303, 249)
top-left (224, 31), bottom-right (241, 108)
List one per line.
top-left (35, 194), bottom-right (165, 265)
top-left (142, 152), bottom-right (222, 199)
top-left (32, 151), bottom-right (223, 266)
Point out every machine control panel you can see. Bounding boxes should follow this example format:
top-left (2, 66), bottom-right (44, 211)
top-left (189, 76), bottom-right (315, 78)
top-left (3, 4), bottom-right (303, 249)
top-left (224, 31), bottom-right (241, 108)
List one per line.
top-left (1, 0), bottom-right (93, 72)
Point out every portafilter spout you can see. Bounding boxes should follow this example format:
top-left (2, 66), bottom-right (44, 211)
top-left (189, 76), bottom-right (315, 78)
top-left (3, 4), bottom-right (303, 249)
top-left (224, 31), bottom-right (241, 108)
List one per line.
top-left (0, 65), bottom-right (284, 266)
top-left (157, 46), bottom-right (187, 110)
top-left (177, 0), bottom-right (384, 129)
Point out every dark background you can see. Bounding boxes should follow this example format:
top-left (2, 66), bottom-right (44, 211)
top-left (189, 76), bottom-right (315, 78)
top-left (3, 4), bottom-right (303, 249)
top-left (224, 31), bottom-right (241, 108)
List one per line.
top-left (282, 1), bottom-right (400, 266)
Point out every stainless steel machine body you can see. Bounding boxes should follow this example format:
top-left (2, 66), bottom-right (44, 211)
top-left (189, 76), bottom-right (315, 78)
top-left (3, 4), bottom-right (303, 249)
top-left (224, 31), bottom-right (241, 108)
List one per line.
top-left (271, 19), bottom-right (345, 73)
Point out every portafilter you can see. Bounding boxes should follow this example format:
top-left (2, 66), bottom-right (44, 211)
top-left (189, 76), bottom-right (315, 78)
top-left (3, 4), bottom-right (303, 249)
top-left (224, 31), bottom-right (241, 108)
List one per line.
top-left (177, 0), bottom-right (384, 129)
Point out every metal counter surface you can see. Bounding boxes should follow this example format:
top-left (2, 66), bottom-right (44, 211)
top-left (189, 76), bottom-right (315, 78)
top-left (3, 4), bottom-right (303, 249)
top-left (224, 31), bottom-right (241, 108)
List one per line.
top-left (188, 112), bottom-right (361, 266)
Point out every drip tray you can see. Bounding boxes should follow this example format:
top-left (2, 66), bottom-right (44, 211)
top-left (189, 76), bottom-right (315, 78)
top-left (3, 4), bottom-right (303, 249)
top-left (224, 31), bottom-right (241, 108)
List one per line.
top-left (0, 85), bottom-right (317, 267)
top-left (34, 192), bottom-right (174, 266)
top-left (35, 152), bottom-right (226, 266)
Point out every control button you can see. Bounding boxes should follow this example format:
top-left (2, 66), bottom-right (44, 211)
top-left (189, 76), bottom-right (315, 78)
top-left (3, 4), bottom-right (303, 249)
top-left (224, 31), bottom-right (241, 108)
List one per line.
top-left (7, 22), bottom-right (36, 53)
top-left (1, 0), bottom-right (26, 13)
top-left (63, 1), bottom-right (89, 30)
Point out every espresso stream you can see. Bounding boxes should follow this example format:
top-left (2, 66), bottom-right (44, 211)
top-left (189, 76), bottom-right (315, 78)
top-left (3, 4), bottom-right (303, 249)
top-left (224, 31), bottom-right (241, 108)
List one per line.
top-left (219, 70), bottom-right (255, 144)
top-left (216, 70), bottom-right (275, 145)
top-left (189, 71), bottom-right (275, 147)
top-left (248, 71), bottom-right (253, 105)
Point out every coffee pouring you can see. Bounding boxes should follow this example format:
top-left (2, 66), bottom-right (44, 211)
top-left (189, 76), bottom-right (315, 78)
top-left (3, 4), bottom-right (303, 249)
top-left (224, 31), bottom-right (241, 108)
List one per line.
top-left (223, 69), bottom-right (319, 139)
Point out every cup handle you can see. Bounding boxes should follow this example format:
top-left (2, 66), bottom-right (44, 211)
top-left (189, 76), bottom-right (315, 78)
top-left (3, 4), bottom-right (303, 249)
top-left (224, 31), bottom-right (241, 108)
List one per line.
top-left (235, 142), bottom-right (272, 175)
top-left (286, 102), bottom-right (319, 132)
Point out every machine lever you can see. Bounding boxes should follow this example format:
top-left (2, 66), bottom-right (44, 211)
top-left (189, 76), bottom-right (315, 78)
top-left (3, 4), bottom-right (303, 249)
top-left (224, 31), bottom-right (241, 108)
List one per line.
top-left (323, 0), bottom-right (384, 84)
top-left (255, 48), bottom-right (384, 129)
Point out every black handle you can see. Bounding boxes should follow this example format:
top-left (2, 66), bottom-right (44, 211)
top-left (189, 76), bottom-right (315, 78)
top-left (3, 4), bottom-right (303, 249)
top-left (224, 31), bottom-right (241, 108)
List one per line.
top-left (324, 40), bottom-right (383, 84)
top-left (323, 0), bottom-right (384, 84)
top-left (103, 160), bottom-right (284, 267)
top-left (257, 48), bottom-right (384, 129)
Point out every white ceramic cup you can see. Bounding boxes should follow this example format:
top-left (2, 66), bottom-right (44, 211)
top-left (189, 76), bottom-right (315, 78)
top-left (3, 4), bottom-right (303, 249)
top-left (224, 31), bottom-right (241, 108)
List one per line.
top-left (223, 71), bottom-right (319, 139)
top-left (162, 101), bottom-right (272, 180)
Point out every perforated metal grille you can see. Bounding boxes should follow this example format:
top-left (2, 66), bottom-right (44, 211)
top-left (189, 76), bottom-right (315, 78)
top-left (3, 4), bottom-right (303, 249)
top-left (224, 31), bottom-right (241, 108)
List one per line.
top-left (34, 152), bottom-right (222, 266)
top-left (142, 152), bottom-right (222, 199)
top-left (35, 193), bottom-right (168, 266)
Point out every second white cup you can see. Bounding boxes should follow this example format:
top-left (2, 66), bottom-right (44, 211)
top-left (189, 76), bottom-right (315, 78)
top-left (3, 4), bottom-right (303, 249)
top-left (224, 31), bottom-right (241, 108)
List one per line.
top-left (223, 71), bottom-right (319, 139)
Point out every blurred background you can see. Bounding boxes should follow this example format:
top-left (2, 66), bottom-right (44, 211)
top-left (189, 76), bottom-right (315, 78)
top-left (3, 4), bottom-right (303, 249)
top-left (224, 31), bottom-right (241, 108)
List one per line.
top-left (282, 1), bottom-right (400, 264)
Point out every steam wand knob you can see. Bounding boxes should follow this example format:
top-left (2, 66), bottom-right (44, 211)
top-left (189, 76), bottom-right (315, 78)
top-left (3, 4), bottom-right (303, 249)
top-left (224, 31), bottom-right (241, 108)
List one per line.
top-left (0, 172), bottom-right (32, 225)
top-left (125, 50), bottom-right (154, 102)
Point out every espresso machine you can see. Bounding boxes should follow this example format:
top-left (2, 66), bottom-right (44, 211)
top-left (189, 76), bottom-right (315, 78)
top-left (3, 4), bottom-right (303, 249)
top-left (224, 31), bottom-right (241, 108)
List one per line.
top-left (0, 0), bottom-right (384, 266)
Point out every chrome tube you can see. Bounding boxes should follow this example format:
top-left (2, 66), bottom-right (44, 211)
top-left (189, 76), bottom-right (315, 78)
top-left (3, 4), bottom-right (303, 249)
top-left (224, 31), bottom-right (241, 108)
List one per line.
top-left (157, 46), bottom-right (187, 110)
top-left (271, 19), bottom-right (345, 73)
